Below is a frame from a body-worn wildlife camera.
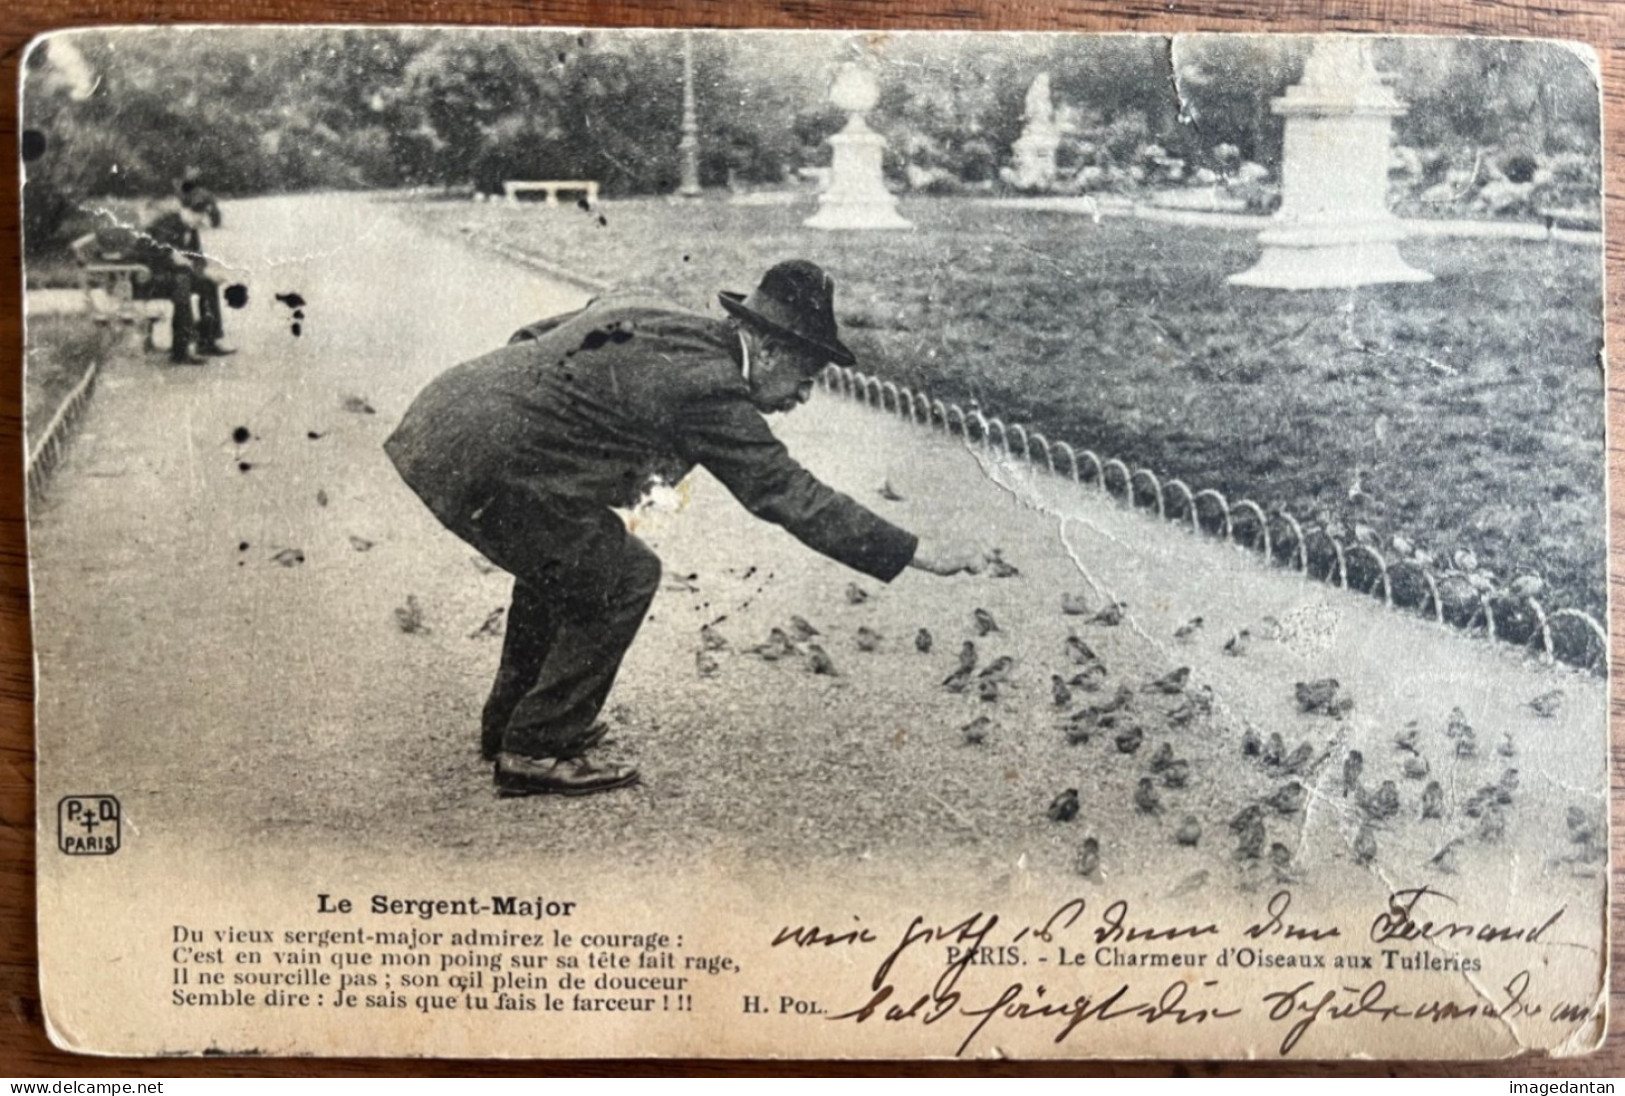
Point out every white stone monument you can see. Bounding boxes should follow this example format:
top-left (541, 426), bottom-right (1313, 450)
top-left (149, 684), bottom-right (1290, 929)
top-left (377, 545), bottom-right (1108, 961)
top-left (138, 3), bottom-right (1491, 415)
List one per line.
top-left (1229, 38), bottom-right (1431, 289)
top-left (1001, 73), bottom-right (1061, 191)
top-left (804, 62), bottom-right (912, 231)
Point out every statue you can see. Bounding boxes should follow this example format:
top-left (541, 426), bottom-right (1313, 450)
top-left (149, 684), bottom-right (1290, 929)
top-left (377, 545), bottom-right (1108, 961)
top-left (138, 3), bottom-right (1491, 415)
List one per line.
top-left (1001, 73), bottom-right (1061, 191)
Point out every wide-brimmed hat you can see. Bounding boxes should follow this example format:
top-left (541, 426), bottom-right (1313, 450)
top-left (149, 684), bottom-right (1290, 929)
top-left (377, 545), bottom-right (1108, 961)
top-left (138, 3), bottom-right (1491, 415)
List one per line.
top-left (719, 259), bottom-right (855, 368)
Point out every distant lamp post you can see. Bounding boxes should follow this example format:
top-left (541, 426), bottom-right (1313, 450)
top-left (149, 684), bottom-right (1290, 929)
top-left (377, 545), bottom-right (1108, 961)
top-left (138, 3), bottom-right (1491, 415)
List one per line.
top-left (1230, 37), bottom-right (1430, 289)
top-left (678, 33), bottom-right (702, 198)
top-left (804, 62), bottom-right (911, 231)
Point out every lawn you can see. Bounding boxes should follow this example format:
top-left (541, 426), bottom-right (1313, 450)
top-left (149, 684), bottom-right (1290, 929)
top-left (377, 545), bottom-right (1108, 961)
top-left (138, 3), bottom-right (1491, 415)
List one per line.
top-left (24, 315), bottom-right (121, 453)
top-left (401, 194), bottom-right (1607, 631)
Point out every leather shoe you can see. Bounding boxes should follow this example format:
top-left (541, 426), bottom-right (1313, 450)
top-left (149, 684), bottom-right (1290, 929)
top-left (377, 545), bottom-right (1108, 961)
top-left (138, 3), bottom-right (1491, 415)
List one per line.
top-left (169, 353), bottom-right (207, 366)
top-left (494, 753), bottom-right (639, 798)
top-left (196, 344), bottom-right (237, 357)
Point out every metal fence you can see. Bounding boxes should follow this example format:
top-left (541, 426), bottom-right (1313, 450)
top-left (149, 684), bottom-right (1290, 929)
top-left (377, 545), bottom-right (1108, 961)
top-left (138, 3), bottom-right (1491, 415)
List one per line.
top-left (821, 365), bottom-right (1608, 672)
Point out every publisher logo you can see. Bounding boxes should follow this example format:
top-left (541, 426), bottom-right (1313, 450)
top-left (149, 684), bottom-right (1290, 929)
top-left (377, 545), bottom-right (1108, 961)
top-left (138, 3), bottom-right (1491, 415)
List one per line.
top-left (58, 795), bottom-right (120, 855)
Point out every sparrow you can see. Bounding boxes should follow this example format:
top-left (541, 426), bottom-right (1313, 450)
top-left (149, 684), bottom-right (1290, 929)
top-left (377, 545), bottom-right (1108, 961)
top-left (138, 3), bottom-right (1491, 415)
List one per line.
top-left (695, 650), bottom-right (719, 678)
top-left (1076, 836), bottom-right (1100, 877)
top-left (1295, 678), bottom-right (1342, 715)
top-left (789, 615), bottom-right (820, 640)
top-left (1235, 818), bottom-right (1266, 860)
top-left (1161, 761), bottom-right (1190, 789)
top-left (468, 607), bottom-right (505, 639)
top-left (1242, 728), bottom-right (1263, 758)
top-left (341, 394), bottom-right (376, 414)
top-left (348, 535), bottom-right (375, 552)
top-left (1394, 724), bottom-right (1420, 754)
top-left (978, 656), bottom-right (1015, 684)
top-left (1230, 805), bottom-right (1264, 834)
top-left (1262, 733), bottom-right (1286, 767)
top-left (1527, 690), bottom-right (1563, 719)
top-left (1462, 787), bottom-right (1493, 819)
top-left (877, 480), bottom-right (904, 502)
top-left (1497, 733), bottom-right (1516, 759)
top-left (1134, 778), bottom-right (1162, 814)
top-left (1567, 806), bottom-right (1601, 849)
top-left (1353, 825), bottom-right (1378, 866)
top-left (1060, 592), bottom-right (1092, 616)
top-left (986, 549), bottom-right (1020, 578)
top-left (960, 715), bottom-right (991, 746)
top-left (1114, 726), bottom-right (1145, 754)
top-left (845, 583), bottom-right (868, 605)
top-left (977, 679), bottom-right (1000, 704)
top-left (942, 667), bottom-right (975, 693)
top-left (394, 595), bottom-right (427, 634)
top-left (1165, 693), bottom-right (1209, 727)
top-left (1088, 602), bottom-right (1126, 626)
top-left (1363, 780), bottom-right (1400, 821)
top-left (1173, 617), bottom-right (1204, 642)
top-left (1051, 675), bottom-right (1072, 708)
top-left (700, 624), bottom-right (729, 651)
top-left (1402, 756), bottom-right (1430, 781)
top-left (1174, 816), bottom-right (1201, 847)
top-left (1149, 742), bottom-right (1175, 773)
top-left (1496, 768), bottom-right (1519, 803)
top-left (316, 488), bottom-right (329, 507)
top-left (749, 628), bottom-right (798, 661)
top-left (806, 644), bottom-right (838, 676)
top-left (1064, 724), bottom-right (1093, 747)
top-left (915, 628), bottom-right (934, 654)
top-left (1430, 837), bottom-right (1464, 875)
top-left (855, 627), bottom-right (883, 653)
top-left (1064, 635), bottom-right (1099, 665)
top-left (1093, 684), bottom-right (1135, 717)
top-left (1421, 781), bottom-right (1444, 820)
top-left (1478, 807), bottom-right (1507, 844)
top-left (1454, 728), bottom-right (1479, 759)
top-left (1223, 629), bottom-right (1251, 657)
top-left (1267, 781), bottom-right (1306, 815)
top-left (1280, 743), bottom-right (1315, 776)
top-left (271, 547), bottom-right (305, 567)
top-left (1143, 667), bottom-right (1190, 695)
top-left (973, 608), bottom-right (1000, 635)
top-left (1446, 707), bottom-right (1472, 738)
top-left (1268, 842), bottom-right (1294, 875)
top-left (1048, 788), bottom-right (1080, 823)
top-left (951, 640), bottom-right (977, 673)
top-left (1342, 750), bottom-right (1364, 797)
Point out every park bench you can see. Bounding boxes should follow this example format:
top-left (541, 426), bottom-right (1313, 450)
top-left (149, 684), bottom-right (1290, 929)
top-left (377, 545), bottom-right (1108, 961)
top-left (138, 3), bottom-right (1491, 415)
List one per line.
top-left (502, 180), bottom-right (600, 207)
top-left (68, 230), bottom-right (171, 351)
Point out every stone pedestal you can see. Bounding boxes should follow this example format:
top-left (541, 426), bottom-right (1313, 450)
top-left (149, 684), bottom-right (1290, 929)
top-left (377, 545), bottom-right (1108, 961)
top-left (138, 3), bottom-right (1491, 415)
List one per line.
top-left (805, 63), bottom-right (912, 231)
top-left (1230, 39), bottom-right (1431, 290)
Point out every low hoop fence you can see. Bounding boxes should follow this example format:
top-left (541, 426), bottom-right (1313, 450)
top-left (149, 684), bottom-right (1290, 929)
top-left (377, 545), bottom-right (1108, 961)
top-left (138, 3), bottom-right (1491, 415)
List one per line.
top-left (26, 358), bottom-right (103, 501)
top-left (821, 364), bottom-right (1606, 672)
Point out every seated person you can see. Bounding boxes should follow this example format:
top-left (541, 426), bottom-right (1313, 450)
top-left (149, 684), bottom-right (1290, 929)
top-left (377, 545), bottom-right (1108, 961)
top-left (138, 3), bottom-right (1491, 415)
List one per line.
top-left (132, 192), bottom-right (234, 365)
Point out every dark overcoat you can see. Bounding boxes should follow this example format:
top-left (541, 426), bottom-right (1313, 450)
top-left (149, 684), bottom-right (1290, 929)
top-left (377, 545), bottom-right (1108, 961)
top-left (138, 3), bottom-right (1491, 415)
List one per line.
top-left (384, 292), bottom-right (918, 582)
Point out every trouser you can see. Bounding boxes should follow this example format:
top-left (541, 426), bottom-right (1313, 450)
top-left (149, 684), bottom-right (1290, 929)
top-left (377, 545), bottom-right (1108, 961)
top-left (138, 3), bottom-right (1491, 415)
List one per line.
top-left (145, 268), bottom-right (223, 355)
top-left (459, 483), bottom-right (661, 760)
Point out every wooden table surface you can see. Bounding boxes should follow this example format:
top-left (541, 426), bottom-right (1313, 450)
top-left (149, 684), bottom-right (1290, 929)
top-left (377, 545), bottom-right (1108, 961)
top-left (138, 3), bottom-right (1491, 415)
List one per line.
top-left (1, 0), bottom-right (1621, 1077)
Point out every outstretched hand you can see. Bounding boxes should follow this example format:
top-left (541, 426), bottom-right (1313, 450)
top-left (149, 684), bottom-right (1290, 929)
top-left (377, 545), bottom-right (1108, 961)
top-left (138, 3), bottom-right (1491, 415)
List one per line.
top-left (908, 539), bottom-right (988, 577)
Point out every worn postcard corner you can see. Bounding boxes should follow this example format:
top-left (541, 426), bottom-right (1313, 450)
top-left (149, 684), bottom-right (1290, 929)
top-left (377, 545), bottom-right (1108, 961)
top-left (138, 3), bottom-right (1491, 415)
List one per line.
top-left (21, 26), bottom-right (1609, 1060)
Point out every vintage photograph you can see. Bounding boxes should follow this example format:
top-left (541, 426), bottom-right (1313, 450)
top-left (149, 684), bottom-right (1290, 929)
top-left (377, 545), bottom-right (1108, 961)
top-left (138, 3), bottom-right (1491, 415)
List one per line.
top-left (21, 28), bottom-right (1608, 1060)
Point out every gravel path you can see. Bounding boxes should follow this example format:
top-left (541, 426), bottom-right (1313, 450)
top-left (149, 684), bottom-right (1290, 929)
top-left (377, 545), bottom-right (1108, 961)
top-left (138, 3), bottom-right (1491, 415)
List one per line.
top-left (30, 192), bottom-right (1606, 918)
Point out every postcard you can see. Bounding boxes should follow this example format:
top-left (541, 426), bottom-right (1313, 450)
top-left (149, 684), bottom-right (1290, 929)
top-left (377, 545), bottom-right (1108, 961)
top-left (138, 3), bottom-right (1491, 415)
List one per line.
top-left (22, 27), bottom-right (1608, 1058)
